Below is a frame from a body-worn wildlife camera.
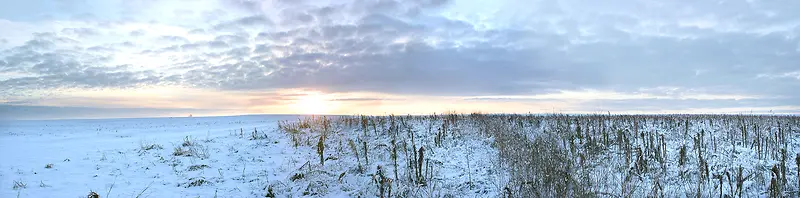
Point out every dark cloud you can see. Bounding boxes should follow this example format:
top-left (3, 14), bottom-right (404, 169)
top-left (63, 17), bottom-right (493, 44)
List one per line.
top-left (1, 70), bottom-right (163, 90)
top-left (574, 98), bottom-right (800, 113)
top-left (2, 99), bottom-right (37, 105)
top-left (0, 33), bottom-right (166, 93)
top-left (557, 32), bottom-right (800, 98)
top-left (174, 35), bottom-right (600, 96)
top-left (0, 104), bottom-right (221, 120)
top-left (1, 0), bottom-right (799, 113)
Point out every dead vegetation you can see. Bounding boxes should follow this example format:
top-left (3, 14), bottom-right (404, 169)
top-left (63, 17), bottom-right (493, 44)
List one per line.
top-left (12, 180), bottom-right (26, 190)
top-left (139, 141), bottom-right (164, 151)
top-left (182, 177), bottom-right (211, 187)
top-left (187, 164), bottom-right (210, 171)
top-left (275, 113), bottom-right (799, 197)
top-left (87, 191), bottom-right (99, 198)
top-left (172, 136), bottom-right (209, 159)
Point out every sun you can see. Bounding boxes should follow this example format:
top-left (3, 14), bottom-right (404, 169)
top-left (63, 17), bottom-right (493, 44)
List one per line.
top-left (293, 92), bottom-right (332, 115)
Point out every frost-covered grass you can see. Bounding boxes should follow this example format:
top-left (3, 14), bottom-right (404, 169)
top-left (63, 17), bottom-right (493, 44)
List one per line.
top-left (465, 114), bottom-right (800, 197)
top-left (274, 115), bottom-right (505, 197)
top-left (0, 114), bottom-right (798, 197)
top-left (275, 114), bottom-right (800, 197)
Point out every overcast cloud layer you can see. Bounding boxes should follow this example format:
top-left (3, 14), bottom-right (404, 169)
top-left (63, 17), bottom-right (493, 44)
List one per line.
top-left (1, 0), bottom-right (799, 118)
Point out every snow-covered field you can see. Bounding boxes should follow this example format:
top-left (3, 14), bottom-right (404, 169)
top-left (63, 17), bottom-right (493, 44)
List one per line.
top-left (0, 115), bottom-right (502, 197)
top-left (0, 115), bottom-right (304, 197)
top-left (1, 114), bottom-right (799, 197)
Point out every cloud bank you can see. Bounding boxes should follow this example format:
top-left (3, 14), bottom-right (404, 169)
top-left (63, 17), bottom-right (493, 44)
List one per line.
top-left (1, 0), bottom-right (799, 117)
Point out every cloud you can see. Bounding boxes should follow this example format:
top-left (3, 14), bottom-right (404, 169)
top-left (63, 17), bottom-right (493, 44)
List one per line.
top-left (214, 34), bottom-right (248, 46)
top-left (158, 35), bottom-right (190, 44)
top-left (1, 0), bottom-right (799, 114)
top-left (332, 97), bottom-right (402, 101)
top-left (0, 104), bottom-right (222, 120)
top-left (758, 71), bottom-right (800, 80)
top-left (129, 30), bottom-right (145, 37)
top-left (213, 14), bottom-right (274, 31)
top-left (0, 32), bottom-right (167, 93)
top-left (61, 27), bottom-right (99, 37)
top-left (573, 98), bottom-right (800, 113)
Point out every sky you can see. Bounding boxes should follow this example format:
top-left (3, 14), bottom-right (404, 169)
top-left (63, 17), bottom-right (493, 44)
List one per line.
top-left (0, 0), bottom-right (799, 119)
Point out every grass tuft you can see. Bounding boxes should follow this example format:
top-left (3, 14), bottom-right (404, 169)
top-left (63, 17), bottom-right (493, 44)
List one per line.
top-left (12, 180), bottom-right (26, 190)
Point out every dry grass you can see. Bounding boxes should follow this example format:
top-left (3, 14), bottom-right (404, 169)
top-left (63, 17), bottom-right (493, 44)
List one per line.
top-left (172, 137), bottom-right (210, 159)
top-left (140, 141), bottom-right (164, 151)
top-left (12, 180), bottom-right (26, 190)
top-left (273, 113), bottom-right (800, 197)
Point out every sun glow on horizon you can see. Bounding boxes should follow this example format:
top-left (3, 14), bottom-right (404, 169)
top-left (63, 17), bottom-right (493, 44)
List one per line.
top-left (291, 92), bottom-right (334, 115)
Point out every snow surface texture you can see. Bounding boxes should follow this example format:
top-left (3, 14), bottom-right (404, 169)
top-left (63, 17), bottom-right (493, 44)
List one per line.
top-left (0, 115), bottom-right (502, 197)
top-left (0, 115), bottom-right (304, 197)
top-left (0, 114), bottom-right (798, 197)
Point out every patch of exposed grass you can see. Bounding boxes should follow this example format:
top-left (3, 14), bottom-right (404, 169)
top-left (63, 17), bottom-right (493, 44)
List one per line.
top-left (173, 146), bottom-right (191, 157)
top-left (183, 177), bottom-right (211, 187)
top-left (172, 137), bottom-right (210, 159)
top-left (187, 164), bottom-right (210, 171)
top-left (140, 141), bottom-right (164, 151)
top-left (12, 180), bottom-right (26, 190)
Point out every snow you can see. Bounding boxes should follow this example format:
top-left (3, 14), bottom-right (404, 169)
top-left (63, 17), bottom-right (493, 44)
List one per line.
top-left (0, 115), bottom-right (505, 197)
top-left (1, 114), bottom-right (798, 197)
top-left (0, 115), bottom-right (305, 197)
